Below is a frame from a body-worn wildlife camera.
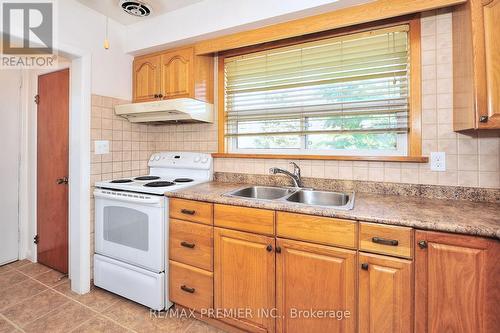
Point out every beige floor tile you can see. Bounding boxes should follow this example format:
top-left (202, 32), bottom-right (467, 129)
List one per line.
top-left (71, 316), bottom-right (132, 333)
top-left (23, 301), bottom-right (95, 333)
top-left (2, 289), bottom-right (69, 327)
top-left (0, 316), bottom-right (17, 333)
top-left (103, 299), bottom-right (193, 333)
top-left (54, 282), bottom-right (120, 312)
top-left (32, 270), bottom-right (67, 287)
top-left (5, 260), bottom-right (31, 269)
top-left (0, 279), bottom-right (47, 311)
top-left (16, 263), bottom-right (52, 277)
top-left (0, 265), bottom-right (13, 275)
top-left (0, 271), bottom-right (29, 289)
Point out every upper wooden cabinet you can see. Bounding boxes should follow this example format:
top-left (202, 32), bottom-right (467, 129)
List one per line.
top-left (415, 230), bottom-right (500, 333)
top-left (132, 46), bottom-right (213, 103)
top-left (133, 55), bottom-right (161, 103)
top-left (453, 0), bottom-right (500, 130)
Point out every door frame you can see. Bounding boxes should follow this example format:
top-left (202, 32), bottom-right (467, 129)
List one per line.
top-left (18, 42), bottom-right (92, 294)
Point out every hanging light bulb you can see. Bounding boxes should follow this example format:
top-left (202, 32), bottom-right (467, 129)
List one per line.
top-left (104, 16), bottom-right (110, 50)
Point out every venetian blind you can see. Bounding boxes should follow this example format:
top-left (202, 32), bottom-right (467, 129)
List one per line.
top-left (223, 25), bottom-right (410, 143)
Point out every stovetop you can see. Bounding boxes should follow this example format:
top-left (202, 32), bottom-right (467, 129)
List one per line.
top-left (94, 152), bottom-right (213, 195)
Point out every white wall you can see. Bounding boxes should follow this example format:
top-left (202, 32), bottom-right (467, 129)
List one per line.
top-left (125, 0), bottom-right (373, 55)
top-left (0, 70), bottom-right (21, 264)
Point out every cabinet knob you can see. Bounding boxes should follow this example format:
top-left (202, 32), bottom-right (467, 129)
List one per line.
top-left (158, 93), bottom-right (163, 98)
top-left (479, 116), bottom-right (488, 123)
top-left (361, 263), bottom-right (369, 270)
top-left (418, 240), bottom-right (428, 249)
top-left (153, 94), bottom-right (158, 98)
top-left (275, 246), bottom-right (282, 254)
top-left (266, 245), bottom-right (273, 252)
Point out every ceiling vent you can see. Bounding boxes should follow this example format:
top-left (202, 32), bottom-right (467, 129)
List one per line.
top-left (119, 1), bottom-right (152, 17)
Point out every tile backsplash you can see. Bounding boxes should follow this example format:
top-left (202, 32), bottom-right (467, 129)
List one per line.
top-left (139, 9), bottom-right (499, 189)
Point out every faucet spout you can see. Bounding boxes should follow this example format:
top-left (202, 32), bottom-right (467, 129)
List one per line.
top-left (269, 162), bottom-right (304, 188)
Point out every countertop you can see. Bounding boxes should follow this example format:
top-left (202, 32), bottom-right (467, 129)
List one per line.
top-left (165, 182), bottom-right (500, 240)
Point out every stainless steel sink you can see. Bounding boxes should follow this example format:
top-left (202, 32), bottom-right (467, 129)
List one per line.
top-left (224, 186), bottom-right (355, 210)
top-left (225, 186), bottom-right (296, 200)
top-left (285, 189), bottom-right (354, 210)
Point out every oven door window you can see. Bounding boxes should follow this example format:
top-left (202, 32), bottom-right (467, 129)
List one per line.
top-left (103, 206), bottom-right (149, 251)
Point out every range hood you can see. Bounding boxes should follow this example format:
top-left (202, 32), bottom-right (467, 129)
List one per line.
top-left (114, 98), bottom-right (213, 123)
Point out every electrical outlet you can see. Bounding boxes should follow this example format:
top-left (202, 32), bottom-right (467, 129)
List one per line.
top-left (94, 140), bottom-right (109, 155)
top-left (430, 152), bottom-right (446, 171)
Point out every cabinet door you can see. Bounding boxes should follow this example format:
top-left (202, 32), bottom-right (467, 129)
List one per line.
top-left (161, 48), bottom-right (193, 99)
top-left (358, 252), bottom-right (412, 333)
top-left (133, 55), bottom-right (161, 102)
top-left (214, 228), bottom-right (275, 333)
top-left (483, 0), bottom-right (500, 128)
top-left (415, 230), bottom-right (500, 333)
top-left (276, 238), bottom-right (356, 333)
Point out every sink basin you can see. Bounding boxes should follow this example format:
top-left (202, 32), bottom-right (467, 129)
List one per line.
top-left (285, 189), bottom-right (354, 210)
top-left (224, 186), bottom-right (355, 210)
top-left (226, 186), bottom-right (296, 200)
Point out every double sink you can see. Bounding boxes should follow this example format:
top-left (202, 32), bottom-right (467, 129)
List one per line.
top-left (224, 186), bottom-right (355, 210)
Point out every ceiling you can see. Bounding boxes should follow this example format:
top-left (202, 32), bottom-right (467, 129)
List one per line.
top-left (76, 0), bottom-right (204, 25)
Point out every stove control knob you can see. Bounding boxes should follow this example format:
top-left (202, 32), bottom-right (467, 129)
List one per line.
top-left (150, 155), bottom-right (155, 161)
top-left (201, 157), bottom-right (208, 164)
top-left (194, 156), bottom-right (201, 163)
top-left (154, 155), bottom-right (161, 161)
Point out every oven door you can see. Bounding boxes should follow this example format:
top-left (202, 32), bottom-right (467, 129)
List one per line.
top-left (94, 189), bottom-right (165, 272)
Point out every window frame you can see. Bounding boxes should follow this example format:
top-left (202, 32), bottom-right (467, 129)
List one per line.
top-left (216, 15), bottom-right (424, 162)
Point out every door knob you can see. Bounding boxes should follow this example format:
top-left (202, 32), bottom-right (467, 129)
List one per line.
top-left (56, 177), bottom-right (68, 185)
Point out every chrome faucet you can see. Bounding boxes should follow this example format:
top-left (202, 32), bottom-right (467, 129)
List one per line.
top-left (269, 162), bottom-right (303, 188)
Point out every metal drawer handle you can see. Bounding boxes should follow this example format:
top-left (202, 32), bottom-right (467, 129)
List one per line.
top-left (180, 285), bottom-right (195, 293)
top-left (181, 209), bottom-right (196, 215)
top-left (180, 241), bottom-right (195, 249)
top-left (372, 237), bottom-right (399, 246)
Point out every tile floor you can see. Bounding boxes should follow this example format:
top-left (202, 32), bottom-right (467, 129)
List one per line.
top-left (0, 260), bottom-right (224, 333)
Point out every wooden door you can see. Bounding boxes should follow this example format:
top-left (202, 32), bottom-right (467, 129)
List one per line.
top-left (133, 55), bottom-right (161, 102)
top-left (276, 238), bottom-right (357, 333)
top-left (161, 48), bottom-right (193, 99)
top-left (358, 252), bottom-right (413, 333)
top-left (483, 0), bottom-right (500, 128)
top-left (37, 69), bottom-right (69, 274)
top-left (214, 228), bottom-right (275, 333)
top-left (415, 230), bottom-right (500, 333)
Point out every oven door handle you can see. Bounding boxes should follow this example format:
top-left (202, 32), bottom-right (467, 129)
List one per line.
top-left (93, 190), bottom-right (162, 205)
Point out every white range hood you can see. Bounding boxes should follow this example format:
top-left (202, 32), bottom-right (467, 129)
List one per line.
top-left (114, 98), bottom-right (213, 123)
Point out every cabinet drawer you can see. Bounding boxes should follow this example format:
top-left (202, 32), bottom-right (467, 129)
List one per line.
top-left (276, 212), bottom-right (357, 248)
top-left (169, 198), bottom-right (213, 225)
top-left (359, 222), bottom-right (413, 258)
top-left (170, 219), bottom-right (213, 271)
top-left (214, 204), bottom-right (274, 235)
top-left (169, 260), bottom-right (213, 311)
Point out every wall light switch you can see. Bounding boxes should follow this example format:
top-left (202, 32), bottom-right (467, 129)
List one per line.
top-left (430, 152), bottom-right (446, 171)
top-left (94, 140), bottom-right (109, 155)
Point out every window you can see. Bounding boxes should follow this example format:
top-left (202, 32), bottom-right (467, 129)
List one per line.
top-left (219, 21), bottom-right (421, 159)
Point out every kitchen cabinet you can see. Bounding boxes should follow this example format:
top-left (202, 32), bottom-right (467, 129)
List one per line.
top-left (214, 227), bottom-right (275, 333)
top-left (133, 46), bottom-right (213, 103)
top-left (276, 238), bottom-right (356, 333)
top-left (132, 55), bottom-right (161, 103)
top-left (358, 252), bottom-right (413, 333)
top-left (453, 0), bottom-right (500, 130)
top-left (415, 230), bottom-right (500, 332)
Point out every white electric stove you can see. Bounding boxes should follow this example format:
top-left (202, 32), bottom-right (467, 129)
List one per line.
top-left (93, 152), bottom-right (212, 310)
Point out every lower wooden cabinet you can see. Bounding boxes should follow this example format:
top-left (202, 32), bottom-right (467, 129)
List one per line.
top-left (214, 228), bottom-right (276, 333)
top-left (276, 238), bottom-right (357, 333)
top-left (358, 252), bottom-right (413, 333)
top-left (415, 230), bottom-right (500, 333)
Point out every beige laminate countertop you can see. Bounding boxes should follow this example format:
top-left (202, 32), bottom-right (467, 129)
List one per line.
top-left (165, 182), bottom-right (500, 240)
